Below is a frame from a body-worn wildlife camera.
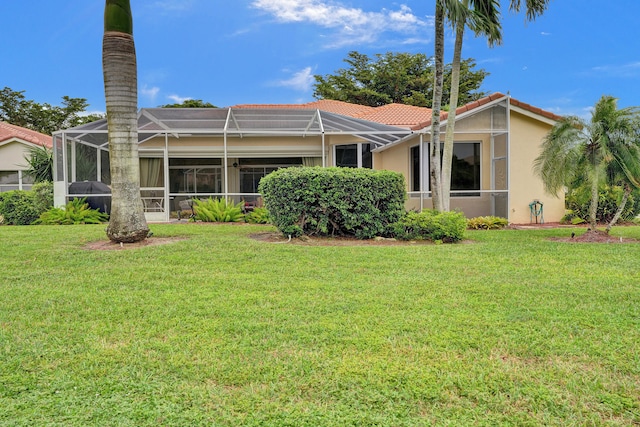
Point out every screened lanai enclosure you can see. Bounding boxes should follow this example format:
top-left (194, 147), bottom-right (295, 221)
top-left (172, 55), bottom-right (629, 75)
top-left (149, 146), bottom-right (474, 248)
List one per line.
top-left (52, 97), bottom-right (522, 222)
top-left (403, 97), bottom-right (510, 219)
top-left (52, 108), bottom-right (412, 221)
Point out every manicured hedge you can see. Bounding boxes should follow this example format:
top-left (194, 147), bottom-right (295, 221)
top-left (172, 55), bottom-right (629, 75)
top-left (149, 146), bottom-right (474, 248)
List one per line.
top-left (259, 167), bottom-right (406, 238)
top-left (0, 190), bottom-right (40, 225)
top-left (393, 210), bottom-right (467, 242)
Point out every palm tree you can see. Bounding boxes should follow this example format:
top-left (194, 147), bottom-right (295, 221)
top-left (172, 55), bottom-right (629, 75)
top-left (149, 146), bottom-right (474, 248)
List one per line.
top-left (433, 0), bottom-right (551, 211)
top-left (441, 0), bottom-right (502, 211)
top-left (429, 1), bottom-right (445, 211)
top-left (534, 96), bottom-right (640, 231)
top-left (103, 0), bottom-right (149, 243)
top-left (23, 145), bottom-right (53, 183)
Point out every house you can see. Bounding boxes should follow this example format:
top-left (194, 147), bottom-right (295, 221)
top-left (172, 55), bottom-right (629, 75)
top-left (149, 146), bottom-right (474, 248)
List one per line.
top-left (52, 93), bottom-right (564, 223)
top-left (0, 121), bottom-right (52, 192)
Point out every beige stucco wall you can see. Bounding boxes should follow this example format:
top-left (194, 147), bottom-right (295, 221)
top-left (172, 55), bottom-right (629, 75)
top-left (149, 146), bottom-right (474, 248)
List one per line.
top-left (0, 141), bottom-right (31, 171)
top-left (509, 111), bottom-right (565, 223)
top-left (375, 108), bottom-right (565, 223)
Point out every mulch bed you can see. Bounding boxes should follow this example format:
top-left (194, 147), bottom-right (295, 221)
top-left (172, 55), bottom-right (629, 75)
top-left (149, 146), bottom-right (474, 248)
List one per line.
top-left (549, 229), bottom-right (635, 244)
top-left (82, 223), bottom-right (638, 250)
top-left (84, 237), bottom-right (187, 251)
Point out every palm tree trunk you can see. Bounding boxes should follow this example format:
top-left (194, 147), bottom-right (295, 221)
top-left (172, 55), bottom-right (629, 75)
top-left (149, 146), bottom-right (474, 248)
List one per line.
top-left (606, 185), bottom-right (631, 233)
top-left (441, 19), bottom-right (465, 212)
top-left (588, 173), bottom-right (599, 230)
top-left (429, 1), bottom-right (445, 211)
top-left (103, 1), bottom-right (149, 243)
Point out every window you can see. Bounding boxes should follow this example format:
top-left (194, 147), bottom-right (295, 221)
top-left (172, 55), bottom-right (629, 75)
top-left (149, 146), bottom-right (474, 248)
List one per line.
top-left (334, 143), bottom-right (372, 168)
top-left (410, 142), bottom-right (480, 196)
top-left (169, 158), bottom-right (223, 194)
top-left (410, 145), bottom-right (421, 192)
top-left (238, 158), bottom-right (302, 194)
top-left (0, 171), bottom-right (33, 192)
top-left (0, 171), bottom-right (20, 192)
top-left (450, 142), bottom-right (480, 196)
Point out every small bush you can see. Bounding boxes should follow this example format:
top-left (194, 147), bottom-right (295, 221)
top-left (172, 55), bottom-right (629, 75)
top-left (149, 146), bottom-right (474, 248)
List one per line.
top-left (0, 190), bottom-right (40, 225)
top-left (245, 207), bottom-right (270, 224)
top-left (393, 210), bottom-right (467, 243)
top-left (31, 181), bottom-right (54, 213)
top-left (259, 167), bottom-right (406, 238)
top-left (565, 185), bottom-right (640, 223)
top-left (35, 198), bottom-right (109, 225)
top-left (193, 197), bottom-right (245, 222)
top-left (467, 216), bottom-right (508, 230)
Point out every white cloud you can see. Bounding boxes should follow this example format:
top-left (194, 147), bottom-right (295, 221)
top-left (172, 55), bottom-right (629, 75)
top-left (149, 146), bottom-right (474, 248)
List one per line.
top-left (167, 94), bottom-right (192, 104)
top-left (275, 66), bottom-right (315, 91)
top-left (591, 61), bottom-right (640, 78)
top-left (141, 85), bottom-right (160, 102)
top-left (540, 31), bottom-right (551, 36)
top-left (251, 0), bottom-right (428, 47)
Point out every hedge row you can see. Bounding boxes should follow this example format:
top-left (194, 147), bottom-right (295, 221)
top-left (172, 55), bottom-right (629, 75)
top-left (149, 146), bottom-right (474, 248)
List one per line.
top-left (259, 167), bottom-right (406, 239)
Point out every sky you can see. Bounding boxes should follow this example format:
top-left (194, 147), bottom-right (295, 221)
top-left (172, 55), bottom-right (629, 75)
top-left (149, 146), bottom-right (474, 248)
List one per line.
top-left (1, 1), bottom-right (639, 119)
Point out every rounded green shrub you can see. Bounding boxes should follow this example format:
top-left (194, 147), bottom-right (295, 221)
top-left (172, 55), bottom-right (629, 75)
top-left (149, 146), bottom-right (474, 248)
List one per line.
top-left (393, 210), bottom-right (467, 242)
top-left (467, 215), bottom-right (508, 230)
top-left (0, 190), bottom-right (40, 225)
top-left (259, 167), bottom-right (406, 239)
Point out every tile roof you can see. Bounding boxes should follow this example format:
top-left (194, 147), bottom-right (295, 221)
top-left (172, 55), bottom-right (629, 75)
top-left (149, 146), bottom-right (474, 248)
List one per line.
top-left (232, 92), bottom-right (561, 130)
top-left (0, 121), bottom-right (53, 148)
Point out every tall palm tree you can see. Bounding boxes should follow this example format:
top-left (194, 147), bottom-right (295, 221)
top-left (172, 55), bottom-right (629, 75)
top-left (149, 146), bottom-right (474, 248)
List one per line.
top-left (432, 0), bottom-right (551, 211)
top-left (103, 0), bottom-right (149, 243)
top-left (429, 1), bottom-right (445, 211)
top-left (534, 96), bottom-right (640, 231)
top-left (441, 0), bottom-right (502, 211)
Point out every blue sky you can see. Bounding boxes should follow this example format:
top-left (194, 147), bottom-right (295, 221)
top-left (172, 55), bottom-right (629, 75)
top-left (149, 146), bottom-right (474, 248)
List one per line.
top-left (2, 1), bottom-right (639, 118)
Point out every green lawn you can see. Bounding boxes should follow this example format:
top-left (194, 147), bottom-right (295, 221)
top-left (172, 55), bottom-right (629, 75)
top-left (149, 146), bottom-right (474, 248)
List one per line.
top-left (1, 224), bottom-right (639, 426)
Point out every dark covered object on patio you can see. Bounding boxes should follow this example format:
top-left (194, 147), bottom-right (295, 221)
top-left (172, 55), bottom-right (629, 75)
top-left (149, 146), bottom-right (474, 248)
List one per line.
top-left (69, 181), bottom-right (112, 214)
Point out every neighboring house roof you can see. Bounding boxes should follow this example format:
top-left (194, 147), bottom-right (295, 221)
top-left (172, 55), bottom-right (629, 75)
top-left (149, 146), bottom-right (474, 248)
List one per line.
top-left (0, 121), bottom-right (53, 148)
top-left (233, 92), bottom-right (562, 130)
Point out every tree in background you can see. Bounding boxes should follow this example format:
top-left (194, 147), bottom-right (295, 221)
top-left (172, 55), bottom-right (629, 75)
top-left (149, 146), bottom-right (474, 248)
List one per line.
top-left (313, 51), bottom-right (488, 108)
top-left (0, 87), bottom-right (103, 135)
top-left (534, 96), bottom-right (640, 232)
top-left (102, 0), bottom-right (149, 243)
top-left (160, 99), bottom-right (217, 108)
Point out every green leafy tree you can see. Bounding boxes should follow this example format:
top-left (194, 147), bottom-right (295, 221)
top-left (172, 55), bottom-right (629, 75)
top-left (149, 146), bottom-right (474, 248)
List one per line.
top-left (102, 0), bottom-right (149, 243)
top-left (0, 87), bottom-right (103, 135)
top-left (534, 95), bottom-right (640, 231)
top-left (160, 99), bottom-right (217, 108)
top-left (313, 51), bottom-right (488, 108)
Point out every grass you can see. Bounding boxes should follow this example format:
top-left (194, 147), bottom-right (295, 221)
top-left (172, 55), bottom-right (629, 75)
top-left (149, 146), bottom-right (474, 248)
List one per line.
top-left (1, 223), bottom-right (639, 426)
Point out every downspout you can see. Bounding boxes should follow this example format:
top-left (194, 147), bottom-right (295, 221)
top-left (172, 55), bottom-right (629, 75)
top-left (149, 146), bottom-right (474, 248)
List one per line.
top-left (223, 108), bottom-right (231, 201)
top-left (164, 132), bottom-right (170, 222)
top-left (506, 96), bottom-right (512, 223)
top-left (317, 109), bottom-right (326, 167)
top-left (420, 133), bottom-right (424, 211)
top-left (71, 139), bottom-right (77, 182)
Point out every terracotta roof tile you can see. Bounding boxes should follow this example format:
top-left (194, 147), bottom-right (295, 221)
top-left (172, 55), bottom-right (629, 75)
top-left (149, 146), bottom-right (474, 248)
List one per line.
top-left (358, 103), bottom-right (432, 129)
top-left (509, 97), bottom-right (562, 121)
top-left (233, 92), bottom-right (561, 129)
top-left (0, 121), bottom-right (53, 148)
